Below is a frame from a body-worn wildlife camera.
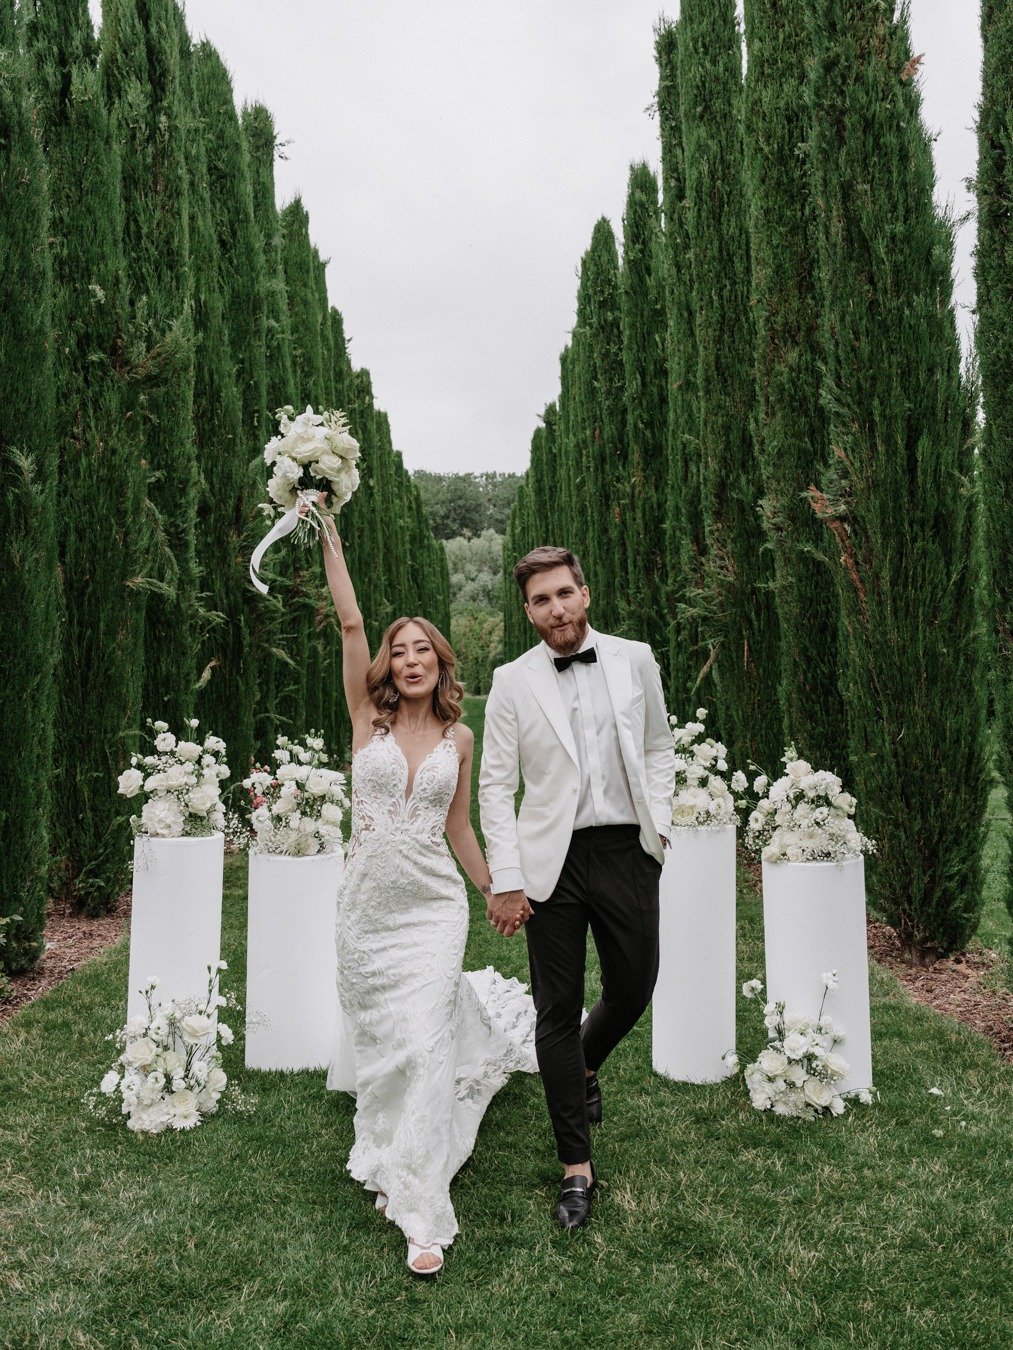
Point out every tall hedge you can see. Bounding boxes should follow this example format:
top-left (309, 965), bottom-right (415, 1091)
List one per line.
top-left (678, 0), bottom-right (781, 766)
top-left (741, 0), bottom-right (848, 776)
top-left (808, 0), bottom-right (986, 958)
top-left (27, 0), bottom-right (147, 914)
top-left (620, 163), bottom-right (668, 657)
top-left (976, 0), bottom-right (1013, 935)
top-left (102, 0), bottom-right (198, 728)
top-left (0, 3), bottom-right (59, 968)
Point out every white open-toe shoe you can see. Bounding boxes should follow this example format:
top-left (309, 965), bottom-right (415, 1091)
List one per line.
top-left (406, 1240), bottom-right (444, 1276)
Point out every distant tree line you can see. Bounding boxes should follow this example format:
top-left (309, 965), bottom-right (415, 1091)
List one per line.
top-left (504, 0), bottom-right (1008, 963)
top-left (0, 0), bottom-right (448, 975)
top-left (414, 470), bottom-right (521, 540)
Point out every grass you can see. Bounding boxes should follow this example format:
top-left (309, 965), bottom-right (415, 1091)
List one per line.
top-left (1, 695), bottom-right (1011, 1347)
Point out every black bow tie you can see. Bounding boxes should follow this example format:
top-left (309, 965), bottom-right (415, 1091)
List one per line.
top-left (553, 647), bottom-right (597, 673)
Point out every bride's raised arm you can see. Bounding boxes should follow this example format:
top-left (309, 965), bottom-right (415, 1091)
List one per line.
top-left (315, 502), bottom-right (372, 728)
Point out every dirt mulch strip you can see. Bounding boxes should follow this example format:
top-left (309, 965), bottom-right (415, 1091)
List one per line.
top-left (0, 891), bottom-right (131, 1026)
top-left (867, 919), bottom-right (1013, 1063)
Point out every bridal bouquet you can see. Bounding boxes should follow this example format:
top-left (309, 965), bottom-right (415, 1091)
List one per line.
top-left (726, 975), bottom-right (876, 1119)
top-left (117, 719), bottom-right (229, 839)
top-left (86, 964), bottom-right (246, 1134)
top-left (250, 405), bottom-right (360, 594)
top-left (669, 708), bottom-right (746, 829)
top-left (243, 732), bottom-right (349, 857)
top-left (738, 744), bottom-right (875, 864)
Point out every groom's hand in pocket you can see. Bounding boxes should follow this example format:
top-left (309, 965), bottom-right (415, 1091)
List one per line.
top-left (487, 889), bottom-right (533, 937)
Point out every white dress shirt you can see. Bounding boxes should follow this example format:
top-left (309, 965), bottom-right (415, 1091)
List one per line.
top-left (546, 625), bottom-right (639, 829)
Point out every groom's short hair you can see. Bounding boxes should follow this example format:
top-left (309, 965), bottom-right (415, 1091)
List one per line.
top-left (513, 546), bottom-right (586, 600)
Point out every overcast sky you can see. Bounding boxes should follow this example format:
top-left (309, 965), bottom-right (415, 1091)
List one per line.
top-left (88, 1), bottom-right (982, 474)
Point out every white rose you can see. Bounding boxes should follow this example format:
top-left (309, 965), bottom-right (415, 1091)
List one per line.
top-left (786, 759), bottom-right (812, 782)
top-left (784, 1063), bottom-right (807, 1086)
top-left (218, 1023), bottom-right (234, 1046)
top-left (152, 720), bottom-right (169, 733)
top-left (186, 784), bottom-right (219, 818)
top-left (829, 1095), bottom-right (846, 1116)
top-left (782, 1031), bottom-right (809, 1060)
top-left (206, 1066), bottom-right (228, 1093)
top-left (161, 1050), bottom-right (183, 1076)
top-left (251, 806), bottom-right (272, 831)
top-left (176, 741), bottom-right (202, 762)
top-left (180, 1014), bottom-right (213, 1044)
top-left (123, 1037), bottom-right (159, 1070)
top-left (823, 1052), bottom-right (849, 1081)
top-left (117, 768), bottom-right (145, 798)
top-left (204, 735), bottom-right (227, 754)
top-left (154, 732), bottom-right (176, 752)
top-left (803, 1077), bottom-right (833, 1109)
top-left (100, 1070), bottom-right (120, 1095)
top-left (140, 796), bottom-right (185, 838)
top-left (304, 770), bottom-right (331, 797)
top-left (320, 802), bottom-right (344, 826)
top-left (143, 772), bottom-right (166, 793)
top-left (127, 1103), bottom-right (170, 1134)
top-left (161, 763), bottom-right (192, 790)
top-left (758, 1048), bottom-right (788, 1076)
top-left (169, 1089), bottom-right (201, 1128)
top-left (273, 794), bottom-right (297, 817)
top-left (276, 763), bottom-right (301, 782)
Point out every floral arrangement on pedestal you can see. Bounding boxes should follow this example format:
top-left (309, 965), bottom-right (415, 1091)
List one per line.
top-left (116, 719), bottom-right (229, 838)
top-left (669, 708), bottom-right (747, 828)
top-left (87, 964), bottom-right (249, 1133)
top-left (243, 732), bottom-right (349, 857)
top-left (736, 744), bottom-right (875, 863)
top-left (725, 974), bottom-right (877, 1119)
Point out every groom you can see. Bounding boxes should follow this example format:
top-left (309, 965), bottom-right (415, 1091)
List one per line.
top-left (479, 546), bottom-right (675, 1229)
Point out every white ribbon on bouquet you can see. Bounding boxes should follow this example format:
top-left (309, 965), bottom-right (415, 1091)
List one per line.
top-left (249, 489), bottom-right (338, 595)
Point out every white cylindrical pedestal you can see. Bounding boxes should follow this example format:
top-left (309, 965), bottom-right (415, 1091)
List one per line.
top-left (246, 850), bottom-right (344, 1071)
top-left (127, 833), bottom-right (224, 1021)
top-left (762, 857), bottom-right (872, 1093)
top-left (653, 825), bottom-right (737, 1083)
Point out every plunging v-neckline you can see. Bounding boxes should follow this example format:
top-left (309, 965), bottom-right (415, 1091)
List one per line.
top-left (389, 729), bottom-right (452, 805)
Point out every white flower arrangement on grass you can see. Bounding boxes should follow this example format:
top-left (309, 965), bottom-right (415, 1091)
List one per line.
top-left (668, 707), bottom-right (746, 829)
top-left (117, 719), bottom-right (229, 839)
top-left (86, 964), bottom-right (249, 1134)
top-left (724, 974), bottom-right (877, 1119)
top-left (264, 403), bottom-right (360, 521)
top-left (737, 743), bottom-right (875, 864)
top-left (243, 732), bottom-right (349, 857)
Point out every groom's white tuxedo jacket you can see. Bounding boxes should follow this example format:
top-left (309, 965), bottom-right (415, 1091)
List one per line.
top-left (479, 629), bottom-right (676, 902)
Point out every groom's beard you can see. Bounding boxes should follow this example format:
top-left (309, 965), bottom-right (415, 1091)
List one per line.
top-left (538, 614), bottom-right (589, 656)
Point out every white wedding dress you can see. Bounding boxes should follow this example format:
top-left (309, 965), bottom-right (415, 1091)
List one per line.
top-left (327, 724), bottom-right (536, 1248)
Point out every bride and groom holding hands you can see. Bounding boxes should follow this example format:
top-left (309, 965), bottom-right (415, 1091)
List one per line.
top-left (316, 504), bottom-right (675, 1276)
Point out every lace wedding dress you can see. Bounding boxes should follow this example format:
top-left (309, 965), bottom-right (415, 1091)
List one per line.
top-left (327, 724), bottom-right (536, 1248)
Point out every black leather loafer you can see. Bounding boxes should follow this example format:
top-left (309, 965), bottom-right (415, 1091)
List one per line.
top-left (556, 1165), bottom-right (595, 1230)
top-left (585, 1073), bottom-right (602, 1125)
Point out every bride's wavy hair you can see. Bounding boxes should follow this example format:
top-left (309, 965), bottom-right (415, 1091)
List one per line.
top-left (367, 616), bottom-right (464, 734)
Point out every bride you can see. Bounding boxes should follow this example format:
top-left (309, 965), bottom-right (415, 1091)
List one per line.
top-left (314, 502), bottom-right (535, 1276)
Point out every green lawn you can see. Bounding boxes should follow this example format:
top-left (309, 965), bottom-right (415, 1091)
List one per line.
top-left (1, 695), bottom-right (1010, 1347)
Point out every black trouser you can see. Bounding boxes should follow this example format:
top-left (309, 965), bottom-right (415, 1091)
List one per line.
top-left (524, 824), bottom-right (661, 1165)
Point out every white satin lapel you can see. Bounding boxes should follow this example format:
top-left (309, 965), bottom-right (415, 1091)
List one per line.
top-left (598, 637), bottom-right (639, 781)
top-left (522, 648), bottom-right (580, 768)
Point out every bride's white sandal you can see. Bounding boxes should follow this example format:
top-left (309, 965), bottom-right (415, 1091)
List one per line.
top-left (374, 1192), bottom-right (388, 1216)
top-left (407, 1239), bottom-right (444, 1276)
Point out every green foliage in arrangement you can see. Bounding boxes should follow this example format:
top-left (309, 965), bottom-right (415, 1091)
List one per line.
top-left (103, 0), bottom-right (199, 730)
top-left (677, 0), bottom-right (782, 769)
top-left (191, 42), bottom-right (267, 785)
top-left (807, 0), bottom-right (986, 958)
top-left (741, 0), bottom-right (849, 779)
top-left (620, 163), bottom-right (669, 657)
top-left (976, 0), bottom-right (1013, 941)
top-left (26, 0), bottom-right (148, 916)
top-left (0, 4), bottom-right (59, 970)
top-left (655, 20), bottom-right (702, 715)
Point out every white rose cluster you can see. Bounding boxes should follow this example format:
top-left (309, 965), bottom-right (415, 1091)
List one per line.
top-left (86, 964), bottom-right (238, 1134)
top-left (740, 743), bottom-right (875, 864)
top-left (243, 731), bottom-right (349, 857)
top-left (117, 718), bottom-right (229, 839)
top-left (727, 977), bottom-right (877, 1121)
top-left (263, 404), bottom-right (360, 512)
top-left (668, 708), bottom-right (739, 830)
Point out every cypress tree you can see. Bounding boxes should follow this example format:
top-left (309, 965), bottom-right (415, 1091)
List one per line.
top-left (241, 101), bottom-right (294, 757)
top-left (27, 0), bottom-right (147, 914)
top-left (191, 42), bottom-right (267, 780)
top-left (0, 3), bottom-right (59, 968)
top-left (976, 0), bottom-right (1013, 932)
top-left (742, 0), bottom-right (848, 775)
top-left (656, 20), bottom-right (702, 713)
top-left (102, 0), bottom-right (198, 729)
top-left (620, 163), bottom-right (668, 657)
top-left (808, 0), bottom-right (986, 958)
top-left (678, 0), bottom-right (781, 765)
